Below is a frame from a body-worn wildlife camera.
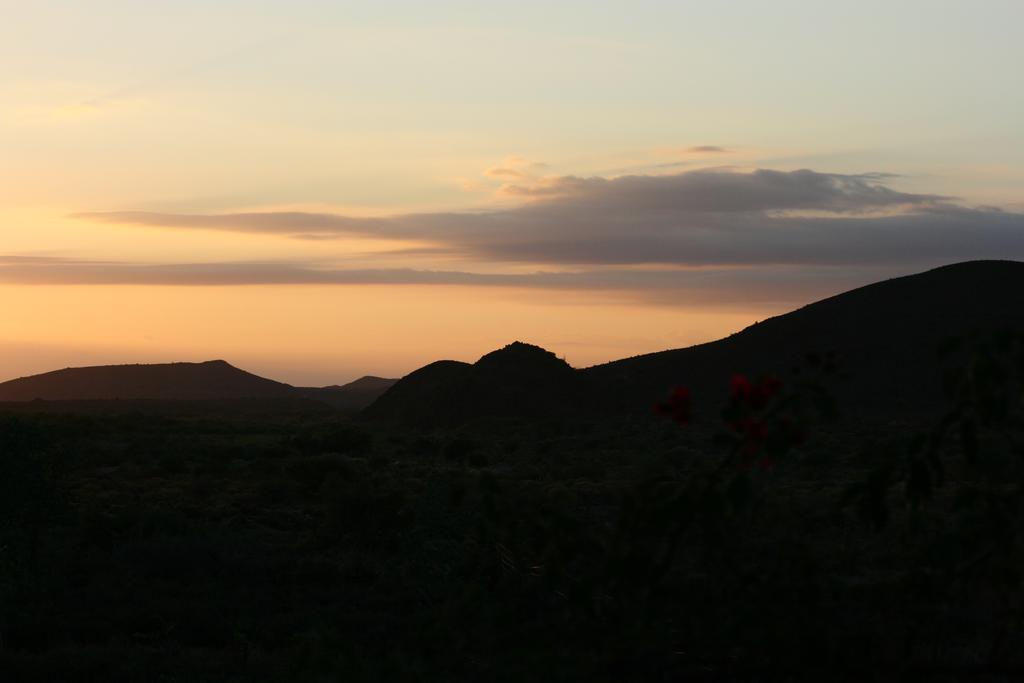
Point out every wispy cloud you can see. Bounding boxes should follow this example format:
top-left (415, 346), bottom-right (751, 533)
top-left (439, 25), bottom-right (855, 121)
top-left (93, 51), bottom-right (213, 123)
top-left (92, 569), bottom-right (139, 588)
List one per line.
top-left (483, 155), bottom-right (550, 181)
top-left (75, 167), bottom-right (1024, 268)
top-left (687, 145), bottom-right (731, 153)
top-left (0, 254), bottom-right (898, 306)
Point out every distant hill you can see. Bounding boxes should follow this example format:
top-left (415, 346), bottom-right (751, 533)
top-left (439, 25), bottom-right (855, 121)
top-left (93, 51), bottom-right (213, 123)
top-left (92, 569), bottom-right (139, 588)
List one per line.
top-left (0, 360), bottom-right (292, 402)
top-left (366, 261), bottom-right (1024, 425)
top-left (298, 376), bottom-right (398, 411)
top-left (364, 342), bottom-right (583, 426)
top-left (0, 361), bottom-right (396, 412)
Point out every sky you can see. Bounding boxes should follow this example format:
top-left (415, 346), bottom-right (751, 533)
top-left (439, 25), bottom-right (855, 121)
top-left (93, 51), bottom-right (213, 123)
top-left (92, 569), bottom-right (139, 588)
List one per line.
top-left (2, 0), bottom-right (1023, 385)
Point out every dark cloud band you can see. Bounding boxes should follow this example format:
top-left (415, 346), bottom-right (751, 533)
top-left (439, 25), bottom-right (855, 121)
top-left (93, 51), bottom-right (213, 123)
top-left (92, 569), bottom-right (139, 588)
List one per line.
top-left (73, 167), bottom-right (1024, 268)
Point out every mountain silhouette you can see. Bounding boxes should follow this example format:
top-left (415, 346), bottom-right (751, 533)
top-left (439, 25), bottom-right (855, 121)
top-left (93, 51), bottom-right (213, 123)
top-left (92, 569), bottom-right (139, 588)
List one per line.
top-left (0, 360), bottom-right (396, 410)
top-left (367, 261), bottom-right (1024, 425)
top-left (586, 260), bottom-right (1024, 418)
top-left (0, 360), bottom-right (292, 401)
top-left (364, 342), bottom-right (583, 426)
top-left (299, 376), bottom-right (398, 410)
top-left (6, 261), bottom-right (1021, 421)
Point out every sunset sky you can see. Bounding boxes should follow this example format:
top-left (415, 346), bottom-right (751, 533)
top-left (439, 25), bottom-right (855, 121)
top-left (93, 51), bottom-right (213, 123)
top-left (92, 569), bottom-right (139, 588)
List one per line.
top-left (3, 1), bottom-right (1023, 385)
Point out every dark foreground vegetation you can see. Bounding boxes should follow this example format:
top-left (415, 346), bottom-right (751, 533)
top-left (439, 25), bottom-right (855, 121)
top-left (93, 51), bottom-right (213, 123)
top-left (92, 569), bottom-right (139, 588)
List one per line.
top-left (2, 329), bottom-right (1024, 682)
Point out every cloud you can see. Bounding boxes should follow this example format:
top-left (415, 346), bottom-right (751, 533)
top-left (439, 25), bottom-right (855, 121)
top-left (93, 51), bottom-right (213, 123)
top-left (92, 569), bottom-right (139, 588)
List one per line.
top-left (483, 155), bottom-right (550, 181)
top-left (0, 254), bottom-right (900, 307)
top-left (484, 167), bottom-right (528, 179)
top-left (688, 145), bottom-right (731, 153)
top-left (75, 167), bottom-right (1024, 268)
top-left (74, 210), bottom-right (384, 235)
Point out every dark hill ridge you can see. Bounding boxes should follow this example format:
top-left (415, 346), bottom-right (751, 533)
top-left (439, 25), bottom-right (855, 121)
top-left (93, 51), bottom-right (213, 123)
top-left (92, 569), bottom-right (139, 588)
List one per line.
top-left (320, 376), bottom-right (396, 393)
top-left (0, 360), bottom-right (291, 402)
top-left (366, 261), bottom-right (1024, 425)
top-left (475, 341), bottom-right (573, 374)
top-left (363, 342), bottom-right (582, 426)
top-left (585, 259), bottom-right (1024, 418)
top-left (0, 361), bottom-right (396, 410)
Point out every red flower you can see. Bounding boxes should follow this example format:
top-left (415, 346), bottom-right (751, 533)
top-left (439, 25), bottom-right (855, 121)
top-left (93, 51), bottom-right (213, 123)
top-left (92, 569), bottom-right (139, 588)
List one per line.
top-left (730, 374), bottom-right (752, 401)
top-left (656, 385), bottom-right (692, 425)
top-left (732, 373), bottom-right (782, 409)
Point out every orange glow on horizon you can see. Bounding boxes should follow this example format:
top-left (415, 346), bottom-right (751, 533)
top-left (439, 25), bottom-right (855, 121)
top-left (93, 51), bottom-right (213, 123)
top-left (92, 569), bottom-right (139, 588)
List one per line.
top-left (0, 283), bottom-right (781, 386)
